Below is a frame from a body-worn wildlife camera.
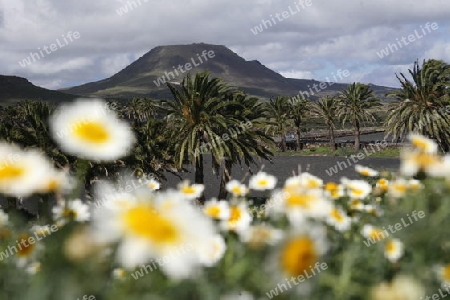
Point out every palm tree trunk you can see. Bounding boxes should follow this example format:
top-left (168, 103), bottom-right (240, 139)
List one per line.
top-left (194, 154), bottom-right (204, 184)
top-left (329, 124), bottom-right (336, 150)
top-left (354, 121), bottom-right (361, 150)
top-left (194, 153), bottom-right (205, 203)
top-left (218, 158), bottom-right (232, 199)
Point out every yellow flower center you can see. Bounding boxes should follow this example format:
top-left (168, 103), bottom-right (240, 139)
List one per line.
top-left (351, 189), bottom-right (365, 197)
top-left (286, 193), bottom-right (315, 208)
top-left (331, 208), bottom-right (344, 222)
top-left (325, 182), bottom-right (338, 191)
top-left (280, 237), bottom-right (318, 277)
top-left (385, 240), bottom-right (396, 254)
top-left (369, 229), bottom-right (385, 241)
top-left (73, 121), bottom-right (110, 144)
top-left (306, 179), bottom-right (320, 189)
top-left (442, 265), bottom-right (450, 281)
top-left (360, 170), bottom-right (371, 176)
top-left (123, 205), bottom-right (179, 244)
top-left (0, 165), bottom-right (24, 181)
top-left (17, 234), bottom-right (35, 257)
top-left (411, 139), bottom-right (430, 151)
top-left (411, 153), bottom-right (440, 166)
top-left (377, 179), bottom-right (389, 191)
top-left (229, 206), bottom-right (242, 224)
top-left (205, 206), bottom-right (221, 219)
top-left (331, 190), bottom-right (341, 198)
top-left (231, 186), bottom-right (243, 195)
top-left (257, 179), bottom-right (268, 186)
top-left (182, 186), bottom-right (196, 194)
top-left (46, 179), bottom-right (60, 192)
top-left (63, 208), bottom-right (77, 219)
top-left (409, 183), bottom-right (420, 190)
top-left (393, 184), bottom-right (407, 194)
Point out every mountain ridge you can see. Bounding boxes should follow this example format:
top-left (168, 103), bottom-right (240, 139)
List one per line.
top-left (1, 43), bottom-right (398, 103)
top-left (62, 43), bottom-right (397, 100)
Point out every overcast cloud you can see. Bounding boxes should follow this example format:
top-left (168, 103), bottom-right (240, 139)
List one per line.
top-left (0, 0), bottom-right (449, 90)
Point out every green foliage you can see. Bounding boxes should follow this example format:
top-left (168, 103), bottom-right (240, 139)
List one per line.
top-left (384, 59), bottom-right (450, 151)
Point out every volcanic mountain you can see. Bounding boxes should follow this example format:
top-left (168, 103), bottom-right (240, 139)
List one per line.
top-left (0, 75), bottom-right (77, 104)
top-left (62, 43), bottom-right (396, 100)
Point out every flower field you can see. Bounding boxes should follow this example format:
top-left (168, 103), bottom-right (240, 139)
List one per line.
top-left (0, 99), bottom-right (449, 300)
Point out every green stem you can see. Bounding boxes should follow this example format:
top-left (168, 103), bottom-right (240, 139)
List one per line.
top-left (336, 245), bottom-right (356, 299)
top-left (70, 159), bottom-right (90, 200)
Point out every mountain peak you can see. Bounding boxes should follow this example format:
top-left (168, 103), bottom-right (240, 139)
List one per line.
top-left (59, 43), bottom-right (395, 101)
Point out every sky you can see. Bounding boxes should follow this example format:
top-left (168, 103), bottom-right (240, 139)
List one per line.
top-left (0, 0), bottom-right (449, 90)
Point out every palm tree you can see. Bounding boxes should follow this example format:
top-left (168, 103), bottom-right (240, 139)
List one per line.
top-left (164, 71), bottom-right (232, 192)
top-left (311, 96), bottom-right (339, 149)
top-left (384, 59), bottom-right (450, 151)
top-left (123, 97), bottom-right (157, 126)
top-left (217, 92), bottom-right (274, 199)
top-left (289, 97), bottom-right (310, 150)
top-left (338, 83), bottom-right (381, 150)
top-left (264, 96), bottom-right (291, 152)
top-left (122, 117), bottom-right (178, 182)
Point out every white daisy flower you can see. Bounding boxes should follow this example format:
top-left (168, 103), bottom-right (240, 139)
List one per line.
top-left (0, 209), bottom-right (8, 226)
top-left (197, 234), bottom-right (227, 267)
top-left (37, 169), bottom-right (74, 194)
top-left (400, 150), bottom-right (442, 177)
top-left (388, 179), bottom-right (409, 199)
top-left (25, 262), bottom-right (41, 275)
top-left (326, 206), bottom-right (351, 231)
top-left (342, 178), bottom-right (372, 200)
top-left (203, 198), bottom-right (230, 220)
top-left (112, 268), bottom-right (127, 279)
top-left (15, 232), bottom-right (42, 268)
top-left (264, 189), bottom-right (290, 218)
top-left (407, 179), bottom-right (423, 191)
top-left (146, 178), bottom-right (160, 191)
top-left (31, 225), bottom-right (53, 236)
top-left (225, 180), bottom-right (248, 197)
top-left (239, 224), bottom-right (283, 248)
top-left (323, 182), bottom-right (345, 199)
top-left (436, 263), bottom-right (450, 287)
top-left (384, 239), bottom-right (404, 263)
top-left (362, 225), bottom-right (386, 243)
top-left (93, 181), bottom-right (139, 212)
top-left (285, 173), bottom-right (323, 190)
top-left (427, 155), bottom-right (450, 177)
top-left (90, 188), bottom-right (218, 279)
top-left (249, 172), bottom-right (277, 191)
top-left (284, 188), bottom-right (332, 224)
top-left (220, 203), bottom-right (252, 233)
top-left (371, 275), bottom-right (425, 300)
top-left (49, 99), bottom-right (135, 161)
top-left (355, 165), bottom-right (379, 177)
top-left (177, 181), bottom-right (204, 200)
top-left (376, 178), bottom-right (389, 193)
top-left (364, 204), bottom-right (383, 217)
top-left (268, 225), bottom-right (328, 296)
top-left (0, 144), bottom-right (54, 197)
top-left (52, 199), bottom-right (91, 226)
top-left (408, 133), bottom-right (438, 154)
top-left (347, 199), bottom-right (363, 211)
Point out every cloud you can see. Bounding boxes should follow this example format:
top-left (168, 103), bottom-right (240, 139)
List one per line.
top-left (0, 0), bottom-right (449, 89)
top-left (279, 70), bottom-right (314, 80)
